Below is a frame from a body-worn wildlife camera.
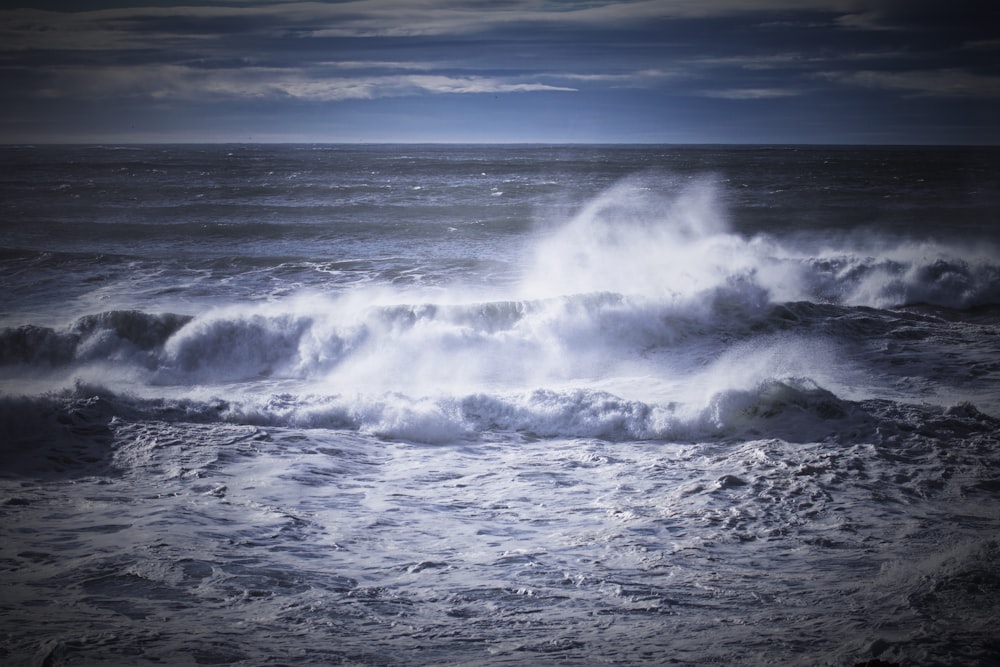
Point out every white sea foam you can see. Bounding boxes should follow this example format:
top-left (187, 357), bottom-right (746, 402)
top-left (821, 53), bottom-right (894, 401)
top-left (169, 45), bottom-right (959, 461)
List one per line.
top-left (520, 175), bottom-right (736, 300)
top-left (4, 174), bottom-right (1000, 436)
top-left (3, 147), bottom-right (1000, 666)
top-left (516, 174), bottom-right (998, 309)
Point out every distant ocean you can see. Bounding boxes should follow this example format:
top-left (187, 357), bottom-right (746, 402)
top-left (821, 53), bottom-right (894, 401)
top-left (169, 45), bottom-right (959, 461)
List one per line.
top-left (2, 144), bottom-right (999, 666)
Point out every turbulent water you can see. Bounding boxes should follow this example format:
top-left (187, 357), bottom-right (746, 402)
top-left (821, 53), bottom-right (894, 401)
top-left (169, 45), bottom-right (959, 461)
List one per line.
top-left (1, 144), bottom-right (999, 666)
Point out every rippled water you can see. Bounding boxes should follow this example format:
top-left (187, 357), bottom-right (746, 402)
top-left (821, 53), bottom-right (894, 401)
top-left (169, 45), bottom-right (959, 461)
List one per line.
top-left (2, 145), bottom-right (999, 665)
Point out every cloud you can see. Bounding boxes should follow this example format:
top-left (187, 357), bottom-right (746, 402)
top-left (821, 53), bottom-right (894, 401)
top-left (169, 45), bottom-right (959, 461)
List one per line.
top-left (822, 68), bottom-right (1000, 98)
top-left (0, 1), bottom-right (908, 52)
top-left (686, 53), bottom-right (823, 71)
top-left (553, 0), bottom-right (856, 23)
top-left (554, 69), bottom-right (688, 85)
top-left (317, 60), bottom-right (439, 71)
top-left (29, 64), bottom-right (575, 102)
top-left (223, 1), bottom-right (864, 39)
top-left (836, 0), bottom-right (998, 33)
top-left (401, 75), bottom-right (575, 95)
top-left (1, 1), bottom-right (993, 144)
top-left (0, 6), bottom-right (248, 51)
top-left (964, 39), bottom-right (1000, 51)
top-left (698, 87), bottom-right (802, 99)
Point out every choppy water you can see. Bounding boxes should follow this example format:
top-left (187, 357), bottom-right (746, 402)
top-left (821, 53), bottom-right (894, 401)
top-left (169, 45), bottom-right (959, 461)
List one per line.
top-left (1, 144), bottom-right (999, 666)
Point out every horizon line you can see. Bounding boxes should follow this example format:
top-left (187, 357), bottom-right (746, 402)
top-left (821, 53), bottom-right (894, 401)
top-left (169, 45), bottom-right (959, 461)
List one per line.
top-left (3, 140), bottom-right (998, 148)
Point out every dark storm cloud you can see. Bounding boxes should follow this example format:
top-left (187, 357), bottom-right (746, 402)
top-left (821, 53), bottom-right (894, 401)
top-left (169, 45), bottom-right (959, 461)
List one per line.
top-left (0, 0), bottom-right (996, 142)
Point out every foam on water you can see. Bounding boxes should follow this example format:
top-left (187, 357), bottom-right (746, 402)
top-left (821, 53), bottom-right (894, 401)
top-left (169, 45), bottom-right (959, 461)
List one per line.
top-left (2, 152), bottom-right (1000, 666)
top-left (522, 173), bottom-right (1000, 308)
top-left (3, 174), bottom-right (1000, 444)
top-left (2, 381), bottom-right (999, 665)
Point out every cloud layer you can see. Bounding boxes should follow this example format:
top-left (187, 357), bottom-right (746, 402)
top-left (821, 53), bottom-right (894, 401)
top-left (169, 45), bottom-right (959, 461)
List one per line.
top-left (1, 0), bottom-right (996, 142)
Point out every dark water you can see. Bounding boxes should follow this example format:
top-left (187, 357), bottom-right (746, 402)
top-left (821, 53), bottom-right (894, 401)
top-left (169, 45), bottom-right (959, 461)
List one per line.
top-left (1, 144), bottom-right (999, 666)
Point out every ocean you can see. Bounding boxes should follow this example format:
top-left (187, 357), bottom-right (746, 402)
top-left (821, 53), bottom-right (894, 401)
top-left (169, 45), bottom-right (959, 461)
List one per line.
top-left (1, 144), bottom-right (999, 666)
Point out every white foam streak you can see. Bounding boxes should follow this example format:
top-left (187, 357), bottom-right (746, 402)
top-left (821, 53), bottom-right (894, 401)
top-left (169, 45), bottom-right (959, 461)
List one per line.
top-left (4, 173), bottom-right (998, 442)
top-left (840, 243), bottom-right (1000, 309)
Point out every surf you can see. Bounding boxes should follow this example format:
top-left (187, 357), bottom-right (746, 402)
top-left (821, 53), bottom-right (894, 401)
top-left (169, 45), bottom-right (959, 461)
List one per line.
top-left (2, 172), bottom-right (999, 445)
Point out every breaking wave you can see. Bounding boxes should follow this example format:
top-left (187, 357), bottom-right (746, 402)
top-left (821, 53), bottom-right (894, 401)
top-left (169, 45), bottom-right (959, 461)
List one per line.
top-left (2, 175), bottom-right (998, 448)
top-left (3, 378), bottom-right (996, 456)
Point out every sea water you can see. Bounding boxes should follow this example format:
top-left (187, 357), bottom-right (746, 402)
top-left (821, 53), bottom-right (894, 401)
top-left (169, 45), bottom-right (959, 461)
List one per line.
top-left (1, 144), bottom-right (999, 666)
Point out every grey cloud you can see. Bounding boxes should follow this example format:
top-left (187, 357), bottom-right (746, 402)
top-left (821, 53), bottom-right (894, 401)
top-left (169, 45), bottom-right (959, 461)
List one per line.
top-left (29, 63), bottom-right (576, 101)
top-left (698, 87), bottom-right (802, 99)
top-left (318, 61), bottom-right (439, 71)
top-left (964, 40), bottom-right (1000, 51)
top-left (0, 1), bottom-right (919, 52)
top-left (823, 68), bottom-right (1000, 98)
top-left (554, 69), bottom-right (689, 84)
top-left (0, 1), bottom-right (993, 143)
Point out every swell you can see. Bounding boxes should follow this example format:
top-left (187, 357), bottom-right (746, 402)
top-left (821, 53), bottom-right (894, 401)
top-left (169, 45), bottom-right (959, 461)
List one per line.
top-left (0, 311), bottom-right (192, 368)
top-left (3, 380), bottom-right (997, 465)
top-left (0, 290), bottom-right (814, 380)
top-left (1, 281), bottom-right (995, 385)
top-left (795, 252), bottom-right (1000, 310)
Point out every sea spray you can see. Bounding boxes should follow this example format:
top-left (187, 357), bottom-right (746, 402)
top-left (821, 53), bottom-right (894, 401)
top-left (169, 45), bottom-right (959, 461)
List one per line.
top-left (2, 145), bottom-right (1000, 666)
top-left (520, 174), bottom-right (737, 299)
top-left (3, 174), bottom-right (999, 433)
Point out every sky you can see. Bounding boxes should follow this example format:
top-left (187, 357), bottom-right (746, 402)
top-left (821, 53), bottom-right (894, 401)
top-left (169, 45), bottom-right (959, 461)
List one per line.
top-left (1, 0), bottom-right (998, 144)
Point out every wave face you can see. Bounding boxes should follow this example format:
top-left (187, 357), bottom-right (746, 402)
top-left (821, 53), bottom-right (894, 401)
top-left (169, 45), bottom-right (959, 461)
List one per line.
top-left (3, 163), bottom-right (998, 441)
top-left (1, 145), bottom-right (999, 666)
top-left (3, 288), bottom-right (996, 445)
